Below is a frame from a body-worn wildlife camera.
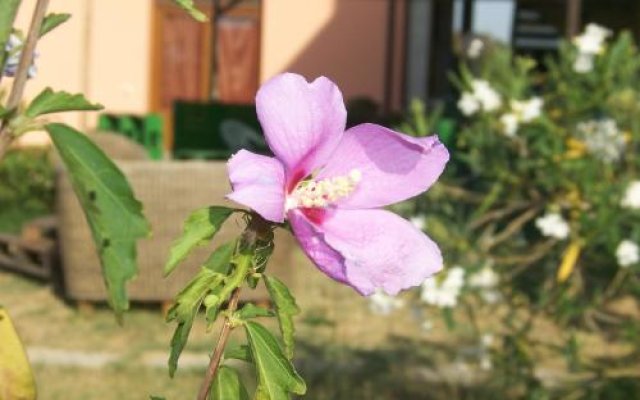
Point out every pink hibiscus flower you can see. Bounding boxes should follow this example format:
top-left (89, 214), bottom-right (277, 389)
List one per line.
top-left (226, 73), bottom-right (449, 295)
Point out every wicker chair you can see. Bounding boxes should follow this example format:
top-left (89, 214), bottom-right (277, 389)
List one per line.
top-left (55, 133), bottom-right (297, 303)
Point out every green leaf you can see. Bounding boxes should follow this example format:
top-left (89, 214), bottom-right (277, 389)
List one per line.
top-left (244, 321), bottom-right (306, 400)
top-left (165, 206), bottom-right (235, 276)
top-left (210, 366), bottom-right (250, 400)
top-left (26, 88), bottom-right (103, 117)
top-left (203, 240), bottom-right (236, 274)
top-left (0, 0), bottom-right (20, 71)
top-left (224, 344), bottom-right (252, 363)
top-left (167, 268), bottom-right (225, 377)
top-left (39, 13), bottom-right (71, 37)
top-left (46, 123), bottom-right (149, 317)
top-left (237, 303), bottom-right (274, 320)
top-left (264, 275), bottom-right (300, 359)
top-left (173, 0), bottom-right (208, 22)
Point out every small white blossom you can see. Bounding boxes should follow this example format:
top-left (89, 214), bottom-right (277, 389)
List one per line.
top-left (616, 240), bottom-right (639, 268)
top-left (469, 267), bottom-right (500, 304)
top-left (577, 119), bottom-right (625, 163)
top-left (368, 290), bottom-right (404, 315)
top-left (512, 97), bottom-right (544, 122)
top-left (469, 267), bottom-right (499, 288)
top-left (3, 34), bottom-right (37, 78)
top-left (467, 38), bottom-right (484, 59)
top-left (500, 113), bottom-right (519, 137)
top-left (410, 215), bottom-right (426, 231)
top-left (573, 23), bottom-right (611, 73)
top-left (472, 80), bottom-right (502, 112)
top-left (621, 181), bottom-right (640, 210)
top-left (458, 92), bottom-right (480, 116)
top-left (574, 23), bottom-right (612, 55)
top-left (421, 266), bottom-right (465, 308)
top-left (536, 212), bottom-right (570, 240)
top-left (573, 53), bottom-right (594, 73)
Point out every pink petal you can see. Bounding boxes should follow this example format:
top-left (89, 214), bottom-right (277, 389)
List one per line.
top-left (317, 124), bottom-right (449, 208)
top-left (291, 208), bottom-right (443, 296)
top-left (288, 209), bottom-right (348, 283)
top-left (256, 73), bottom-right (346, 188)
top-left (226, 150), bottom-right (286, 223)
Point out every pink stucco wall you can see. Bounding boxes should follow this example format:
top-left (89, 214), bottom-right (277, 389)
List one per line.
top-left (261, 0), bottom-right (390, 105)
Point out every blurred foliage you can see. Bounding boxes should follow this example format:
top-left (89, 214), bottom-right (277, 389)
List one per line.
top-left (398, 28), bottom-right (640, 397)
top-left (0, 148), bottom-right (54, 233)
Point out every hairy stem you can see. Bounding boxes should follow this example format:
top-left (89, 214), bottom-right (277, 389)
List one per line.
top-left (0, 0), bottom-right (48, 161)
top-left (196, 287), bottom-right (242, 400)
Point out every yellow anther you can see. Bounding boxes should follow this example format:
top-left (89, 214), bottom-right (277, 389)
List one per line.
top-left (286, 169), bottom-right (362, 211)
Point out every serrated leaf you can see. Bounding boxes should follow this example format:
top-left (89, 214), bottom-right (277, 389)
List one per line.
top-left (244, 321), bottom-right (306, 400)
top-left (26, 88), bottom-right (103, 117)
top-left (210, 366), bottom-right (250, 400)
top-left (165, 207), bottom-right (235, 276)
top-left (167, 268), bottom-right (225, 377)
top-left (0, 306), bottom-right (37, 400)
top-left (224, 344), bottom-right (252, 363)
top-left (47, 123), bottom-right (149, 316)
top-left (237, 303), bottom-right (274, 320)
top-left (39, 13), bottom-right (71, 37)
top-left (264, 275), bottom-right (300, 359)
top-left (203, 240), bottom-right (236, 274)
top-left (173, 0), bottom-right (208, 22)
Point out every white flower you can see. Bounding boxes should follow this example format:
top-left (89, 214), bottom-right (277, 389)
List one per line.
top-left (513, 97), bottom-right (544, 122)
top-left (469, 267), bottom-right (500, 304)
top-left (469, 267), bottom-right (499, 288)
top-left (472, 80), bottom-right (502, 112)
top-left (574, 23), bottom-right (612, 55)
top-left (410, 215), bottom-right (426, 231)
top-left (621, 181), bottom-right (640, 210)
top-left (535, 212), bottom-right (570, 240)
top-left (574, 53), bottom-right (594, 73)
top-left (577, 119), bottom-right (625, 163)
top-left (421, 266), bottom-right (465, 308)
top-left (458, 92), bottom-right (480, 116)
top-left (616, 240), bottom-right (639, 268)
top-left (467, 38), bottom-right (484, 59)
top-left (573, 23), bottom-right (611, 73)
top-left (500, 113), bottom-right (519, 137)
top-left (368, 290), bottom-right (404, 315)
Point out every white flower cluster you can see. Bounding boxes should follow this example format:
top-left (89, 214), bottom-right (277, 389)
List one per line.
top-left (621, 181), bottom-right (640, 209)
top-left (420, 266), bottom-right (465, 308)
top-left (500, 97), bottom-right (544, 137)
top-left (573, 23), bottom-right (612, 73)
top-left (616, 240), bottom-right (639, 268)
top-left (535, 212), bottom-right (570, 240)
top-left (577, 119), bottom-right (625, 163)
top-left (467, 38), bottom-right (485, 59)
top-left (368, 290), bottom-right (404, 315)
top-left (457, 80), bottom-right (502, 116)
top-left (469, 266), bottom-right (500, 303)
top-left (3, 34), bottom-right (37, 78)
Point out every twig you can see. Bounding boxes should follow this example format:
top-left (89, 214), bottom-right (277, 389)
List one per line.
top-left (0, 0), bottom-right (49, 161)
top-left (486, 206), bottom-right (540, 250)
top-left (196, 287), bottom-right (242, 400)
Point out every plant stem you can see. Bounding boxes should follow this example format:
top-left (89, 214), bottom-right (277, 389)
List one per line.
top-left (0, 0), bottom-right (48, 161)
top-left (196, 287), bottom-right (242, 400)
top-left (196, 213), bottom-right (270, 400)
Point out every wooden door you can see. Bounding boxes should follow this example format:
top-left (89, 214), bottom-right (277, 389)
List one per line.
top-left (150, 0), bottom-right (213, 151)
top-left (213, 0), bottom-right (261, 104)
